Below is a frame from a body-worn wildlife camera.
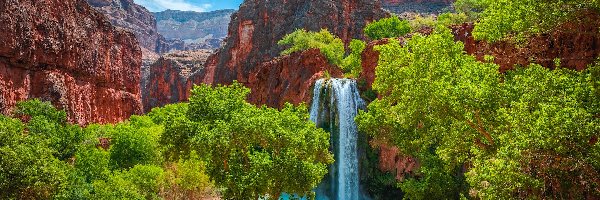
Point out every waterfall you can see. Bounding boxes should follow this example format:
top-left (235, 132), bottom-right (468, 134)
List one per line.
top-left (310, 78), bottom-right (367, 200)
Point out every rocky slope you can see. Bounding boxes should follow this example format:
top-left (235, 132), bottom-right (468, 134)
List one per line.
top-left (0, 0), bottom-right (143, 125)
top-left (142, 50), bottom-right (212, 112)
top-left (154, 9), bottom-right (234, 50)
top-left (203, 0), bottom-right (388, 86)
top-left (86, 0), bottom-right (168, 55)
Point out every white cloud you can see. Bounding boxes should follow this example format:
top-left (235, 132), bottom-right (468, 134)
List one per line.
top-left (134, 0), bottom-right (212, 12)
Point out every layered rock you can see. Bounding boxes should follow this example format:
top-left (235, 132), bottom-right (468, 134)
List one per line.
top-left (86, 0), bottom-right (168, 54)
top-left (142, 50), bottom-right (212, 112)
top-left (154, 9), bottom-right (234, 50)
top-left (203, 0), bottom-right (388, 86)
top-left (248, 49), bottom-right (343, 108)
top-left (0, 0), bottom-right (143, 125)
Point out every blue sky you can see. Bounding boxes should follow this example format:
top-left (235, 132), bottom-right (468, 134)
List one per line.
top-left (134, 0), bottom-right (243, 12)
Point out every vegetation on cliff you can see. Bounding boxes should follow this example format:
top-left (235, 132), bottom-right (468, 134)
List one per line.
top-left (456, 0), bottom-right (600, 42)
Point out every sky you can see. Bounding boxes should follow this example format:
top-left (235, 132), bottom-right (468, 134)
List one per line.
top-left (134, 0), bottom-right (243, 12)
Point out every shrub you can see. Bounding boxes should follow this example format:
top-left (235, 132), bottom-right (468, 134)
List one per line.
top-left (364, 16), bottom-right (411, 40)
top-left (278, 29), bottom-right (345, 66)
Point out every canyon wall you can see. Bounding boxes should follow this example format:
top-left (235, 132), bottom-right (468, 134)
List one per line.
top-left (86, 0), bottom-right (168, 55)
top-left (248, 49), bottom-right (343, 108)
top-left (154, 9), bottom-right (234, 50)
top-left (0, 0), bottom-right (143, 125)
top-left (203, 0), bottom-right (388, 87)
top-left (142, 50), bottom-right (211, 112)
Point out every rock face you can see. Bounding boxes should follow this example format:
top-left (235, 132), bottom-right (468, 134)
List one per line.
top-left (154, 9), bottom-right (234, 50)
top-left (378, 145), bottom-right (419, 181)
top-left (142, 50), bottom-right (212, 112)
top-left (86, 0), bottom-right (168, 54)
top-left (248, 49), bottom-right (343, 108)
top-left (0, 0), bottom-right (143, 125)
top-left (203, 0), bottom-right (388, 86)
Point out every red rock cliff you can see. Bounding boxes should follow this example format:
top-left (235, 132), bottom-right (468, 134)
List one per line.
top-left (86, 0), bottom-right (169, 55)
top-left (0, 0), bottom-right (143, 125)
top-left (248, 49), bottom-right (343, 108)
top-left (203, 0), bottom-right (388, 87)
top-left (142, 50), bottom-right (211, 112)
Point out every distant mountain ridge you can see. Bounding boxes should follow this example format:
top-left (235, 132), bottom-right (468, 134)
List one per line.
top-left (154, 9), bottom-right (235, 50)
top-left (86, 0), bottom-right (169, 55)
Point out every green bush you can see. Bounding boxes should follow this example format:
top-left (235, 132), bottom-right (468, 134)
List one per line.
top-left (341, 39), bottom-right (367, 78)
top-left (162, 151), bottom-right (215, 199)
top-left (109, 121), bottom-right (162, 170)
top-left (167, 82), bottom-right (333, 199)
top-left (278, 29), bottom-right (345, 66)
top-left (123, 165), bottom-right (165, 200)
top-left (0, 115), bottom-right (69, 199)
top-left (454, 0), bottom-right (600, 42)
top-left (364, 16), bottom-right (411, 40)
top-left (91, 172), bottom-right (145, 200)
top-left (357, 26), bottom-right (600, 199)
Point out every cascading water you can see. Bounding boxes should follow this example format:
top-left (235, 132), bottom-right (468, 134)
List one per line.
top-left (309, 78), bottom-right (368, 200)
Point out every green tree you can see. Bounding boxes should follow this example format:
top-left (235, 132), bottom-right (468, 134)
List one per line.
top-left (0, 115), bottom-right (69, 199)
top-left (109, 116), bottom-right (162, 170)
top-left (165, 82), bottom-right (333, 199)
top-left (341, 39), bottom-right (367, 77)
top-left (455, 0), bottom-right (600, 42)
top-left (14, 99), bottom-right (86, 160)
top-left (90, 172), bottom-right (146, 200)
top-left (278, 29), bottom-right (345, 66)
top-left (356, 26), bottom-right (600, 198)
top-left (364, 16), bottom-right (411, 40)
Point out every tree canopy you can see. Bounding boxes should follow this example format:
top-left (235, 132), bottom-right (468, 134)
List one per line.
top-left (356, 26), bottom-right (600, 199)
top-left (364, 16), bottom-right (412, 40)
top-left (161, 82), bottom-right (333, 199)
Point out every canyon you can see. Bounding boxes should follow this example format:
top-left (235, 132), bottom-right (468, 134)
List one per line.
top-left (86, 0), bottom-right (169, 55)
top-left (203, 0), bottom-right (389, 87)
top-left (0, 0), bottom-right (143, 125)
top-left (154, 9), bottom-right (234, 50)
top-left (2, 0), bottom-right (599, 193)
top-left (141, 50), bottom-right (212, 112)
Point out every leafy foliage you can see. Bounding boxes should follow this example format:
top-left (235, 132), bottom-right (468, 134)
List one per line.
top-left (278, 29), bottom-right (345, 66)
top-left (455, 0), bottom-right (600, 42)
top-left (364, 16), bottom-right (411, 40)
top-left (356, 26), bottom-right (600, 199)
top-left (0, 99), bottom-right (216, 199)
top-left (109, 116), bottom-right (162, 170)
top-left (341, 39), bottom-right (367, 78)
top-left (0, 115), bottom-right (68, 199)
top-left (163, 82), bottom-right (333, 199)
